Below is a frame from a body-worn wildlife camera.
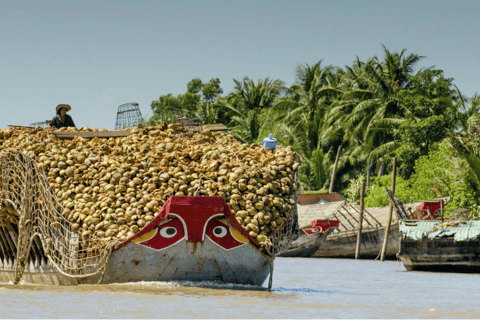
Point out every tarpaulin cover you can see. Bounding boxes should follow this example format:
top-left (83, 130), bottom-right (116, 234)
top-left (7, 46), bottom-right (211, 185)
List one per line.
top-left (399, 220), bottom-right (480, 241)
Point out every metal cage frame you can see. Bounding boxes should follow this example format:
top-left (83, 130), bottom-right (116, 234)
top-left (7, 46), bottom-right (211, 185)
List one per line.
top-left (114, 103), bottom-right (142, 129)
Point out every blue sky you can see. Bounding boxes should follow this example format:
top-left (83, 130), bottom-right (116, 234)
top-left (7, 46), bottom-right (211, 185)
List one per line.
top-left (1, 0), bottom-right (479, 130)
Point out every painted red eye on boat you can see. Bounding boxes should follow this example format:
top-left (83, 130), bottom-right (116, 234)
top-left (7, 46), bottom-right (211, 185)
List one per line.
top-left (160, 227), bottom-right (177, 238)
top-left (206, 219), bottom-right (249, 250)
top-left (311, 228), bottom-right (319, 233)
top-left (212, 226), bottom-right (227, 238)
top-left (133, 218), bottom-right (185, 251)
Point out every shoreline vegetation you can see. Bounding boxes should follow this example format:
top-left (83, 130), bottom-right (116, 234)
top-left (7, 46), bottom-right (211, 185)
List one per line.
top-left (144, 46), bottom-right (479, 219)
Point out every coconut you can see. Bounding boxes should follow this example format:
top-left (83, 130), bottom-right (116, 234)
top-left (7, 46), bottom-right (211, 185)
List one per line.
top-left (0, 124), bottom-right (299, 246)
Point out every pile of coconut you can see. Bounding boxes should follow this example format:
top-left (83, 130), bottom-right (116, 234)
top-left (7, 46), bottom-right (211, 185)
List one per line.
top-left (0, 124), bottom-right (299, 246)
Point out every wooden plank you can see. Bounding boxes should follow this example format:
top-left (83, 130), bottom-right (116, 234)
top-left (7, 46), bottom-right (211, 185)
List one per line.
top-left (181, 123), bottom-right (228, 132)
top-left (145, 240), bottom-right (184, 280)
top-left (53, 130), bottom-right (130, 140)
top-left (181, 126), bottom-right (203, 132)
top-left (363, 207), bottom-right (382, 227)
top-left (7, 125), bottom-right (34, 129)
top-left (335, 207), bottom-right (357, 229)
top-left (349, 205), bottom-right (376, 229)
top-left (202, 123), bottom-right (228, 132)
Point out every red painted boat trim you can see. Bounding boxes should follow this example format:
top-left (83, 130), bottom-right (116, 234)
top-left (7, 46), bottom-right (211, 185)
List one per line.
top-left (116, 196), bottom-right (260, 249)
top-left (300, 219), bottom-right (340, 235)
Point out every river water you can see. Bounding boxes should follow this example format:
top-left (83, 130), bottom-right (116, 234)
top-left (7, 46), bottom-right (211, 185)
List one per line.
top-left (1, 257), bottom-right (479, 318)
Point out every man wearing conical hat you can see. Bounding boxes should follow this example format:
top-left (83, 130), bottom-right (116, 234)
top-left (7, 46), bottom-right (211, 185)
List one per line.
top-left (49, 104), bottom-right (76, 129)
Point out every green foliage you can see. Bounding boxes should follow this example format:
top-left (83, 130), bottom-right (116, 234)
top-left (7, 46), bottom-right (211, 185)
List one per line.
top-left (201, 78), bottom-right (223, 102)
top-left (343, 176), bottom-right (365, 203)
top-left (149, 78), bottom-right (224, 125)
top-left (145, 45), bottom-right (480, 214)
top-left (364, 175), bottom-right (411, 207)
top-left (298, 147), bottom-right (330, 191)
top-left (364, 143), bottom-right (480, 217)
top-left (216, 77), bottom-right (284, 143)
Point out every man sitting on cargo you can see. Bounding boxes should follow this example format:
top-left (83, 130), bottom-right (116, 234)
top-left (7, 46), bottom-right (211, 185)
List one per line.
top-left (50, 104), bottom-right (76, 129)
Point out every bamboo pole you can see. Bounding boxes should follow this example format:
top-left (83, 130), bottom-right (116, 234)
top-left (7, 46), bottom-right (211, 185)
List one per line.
top-left (355, 181), bottom-right (366, 259)
top-left (349, 205), bottom-right (375, 228)
top-left (329, 145), bottom-right (342, 193)
top-left (378, 161), bottom-right (385, 177)
top-left (366, 161), bottom-right (371, 186)
top-left (380, 158), bottom-right (397, 261)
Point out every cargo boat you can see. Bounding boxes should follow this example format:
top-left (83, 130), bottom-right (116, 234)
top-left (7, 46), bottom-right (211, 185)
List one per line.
top-left (397, 220), bottom-right (480, 272)
top-left (0, 125), bottom-right (298, 287)
top-left (0, 196), bottom-right (276, 286)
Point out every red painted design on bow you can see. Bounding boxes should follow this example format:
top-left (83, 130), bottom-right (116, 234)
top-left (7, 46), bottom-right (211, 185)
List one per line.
top-left (301, 219), bottom-right (339, 235)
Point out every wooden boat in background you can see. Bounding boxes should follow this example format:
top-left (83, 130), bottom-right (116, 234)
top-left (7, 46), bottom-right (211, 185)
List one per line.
top-left (277, 219), bottom-right (339, 257)
top-left (0, 197), bottom-right (275, 286)
top-left (397, 220), bottom-right (480, 272)
top-left (282, 200), bottom-right (419, 259)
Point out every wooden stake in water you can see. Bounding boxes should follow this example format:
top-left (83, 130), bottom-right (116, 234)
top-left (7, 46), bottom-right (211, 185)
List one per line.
top-left (329, 145), bottom-right (342, 193)
top-left (380, 157), bottom-right (397, 261)
top-left (355, 181), bottom-right (366, 259)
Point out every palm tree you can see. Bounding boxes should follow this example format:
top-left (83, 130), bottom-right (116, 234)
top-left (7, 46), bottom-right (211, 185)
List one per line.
top-left (197, 101), bottom-right (219, 125)
top-left (274, 61), bottom-right (344, 152)
top-left (325, 47), bottom-right (424, 166)
top-left (449, 126), bottom-right (480, 191)
top-left (270, 61), bottom-right (347, 190)
top-left (215, 77), bottom-right (284, 143)
top-left (454, 88), bottom-right (480, 133)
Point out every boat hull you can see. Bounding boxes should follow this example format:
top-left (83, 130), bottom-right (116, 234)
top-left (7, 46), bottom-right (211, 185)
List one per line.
top-left (277, 233), bottom-right (328, 258)
top-left (0, 239), bottom-right (271, 285)
top-left (0, 196), bottom-right (273, 286)
top-left (313, 224), bottom-right (400, 259)
top-left (277, 219), bottom-right (339, 258)
top-left (398, 238), bottom-right (480, 272)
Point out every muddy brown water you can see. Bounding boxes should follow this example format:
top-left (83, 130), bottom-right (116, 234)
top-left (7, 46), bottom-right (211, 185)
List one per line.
top-left (1, 257), bottom-right (479, 318)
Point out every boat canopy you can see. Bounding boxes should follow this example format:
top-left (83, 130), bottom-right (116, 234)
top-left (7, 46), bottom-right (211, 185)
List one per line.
top-left (399, 220), bottom-right (480, 242)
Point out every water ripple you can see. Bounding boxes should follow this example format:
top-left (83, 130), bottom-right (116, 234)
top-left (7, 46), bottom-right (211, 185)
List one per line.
top-left (273, 287), bottom-right (378, 295)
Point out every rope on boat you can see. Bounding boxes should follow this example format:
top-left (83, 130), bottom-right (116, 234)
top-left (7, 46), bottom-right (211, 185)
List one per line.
top-left (0, 149), bottom-right (117, 284)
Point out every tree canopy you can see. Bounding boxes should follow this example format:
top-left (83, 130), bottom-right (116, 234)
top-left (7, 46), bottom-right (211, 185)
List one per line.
top-left (145, 46), bottom-right (480, 214)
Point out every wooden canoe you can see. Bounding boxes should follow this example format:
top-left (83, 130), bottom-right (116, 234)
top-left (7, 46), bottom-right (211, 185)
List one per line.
top-left (0, 196), bottom-right (273, 286)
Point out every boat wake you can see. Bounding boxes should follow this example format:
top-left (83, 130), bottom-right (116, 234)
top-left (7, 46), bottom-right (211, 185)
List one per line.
top-left (273, 287), bottom-right (378, 295)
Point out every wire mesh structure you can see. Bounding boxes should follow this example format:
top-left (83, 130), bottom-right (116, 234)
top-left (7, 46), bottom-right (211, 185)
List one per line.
top-left (114, 103), bottom-right (142, 129)
top-left (0, 149), bottom-right (116, 284)
top-left (267, 154), bottom-right (299, 257)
